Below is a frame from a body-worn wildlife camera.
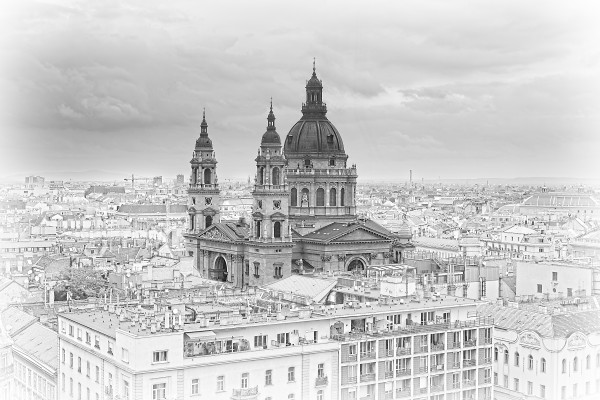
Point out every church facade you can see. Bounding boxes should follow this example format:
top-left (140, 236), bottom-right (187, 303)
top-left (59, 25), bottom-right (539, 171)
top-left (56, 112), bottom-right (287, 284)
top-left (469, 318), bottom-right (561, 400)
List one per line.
top-left (184, 65), bottom-right (412, 288)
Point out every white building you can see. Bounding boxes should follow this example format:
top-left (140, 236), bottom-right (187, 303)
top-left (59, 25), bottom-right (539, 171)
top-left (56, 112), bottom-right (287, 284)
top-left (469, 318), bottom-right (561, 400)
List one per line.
top-left (481, 225), bottom-right (554, 261)
top-left (515, 261), bottom-right (598, 298)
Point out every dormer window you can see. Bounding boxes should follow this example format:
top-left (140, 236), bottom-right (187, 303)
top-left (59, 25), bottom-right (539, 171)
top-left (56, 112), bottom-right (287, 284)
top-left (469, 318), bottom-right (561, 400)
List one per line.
top-left (327, 134), bottom-right (334, 144)
top-left (329, 159), bottom-right (335, 167)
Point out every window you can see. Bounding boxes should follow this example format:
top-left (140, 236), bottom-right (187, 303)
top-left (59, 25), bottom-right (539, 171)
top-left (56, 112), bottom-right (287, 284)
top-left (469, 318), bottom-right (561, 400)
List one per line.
top-left (514, 378), bottom-right (519, 392)
top-left (573, 383), bottom-right (578, 398)
top-left (69, 325), bottom-right (74, 336)
top-left (504, 349), bottom-right (509, 364)
top-left (528, 355), bottom-right (534, 370)
top-left (77, 328), bottom-right (82, 340)
top-left (122, 348), bottom-right (129, 363)
top-left (123, 380), bottom-right (130, 400)
top-left (78, 356), bottom-right (82, 372)
top-left (217, 375), bottom-right (224, 392)
top-left (493, 373), bottom-right (498, 385)
top-left (541, 358), bottom-right (546, 372)
top-left (586, 355), bottom-right (591, 369)
top-left (78, 382), bottom-right (81, 400)
top-left (191, 379), bottom-right (199, 395)
top-left (574, 357), bottom-right (578, 372)
top-left (86, 361), bottom-right (90, 377)
top-left (288, 395), bottom-right (295, 400)
top-left (552, 272), bottom-right (558, 281)
top-left (340, 188), bottom-right (345, 206)
top-left (291, 188), bottom-right (297, 206)
top-left (152, 383), bottom-right (166, 400)
top-left (62, 349), bottom-right (65, 364)
top-left (95, 366), bottom-right (100, 383)
top-left (514, 352), bottom-right (519, 366)
top-left (153, 351), bottom-right (168, 363)
top-left (494, 347), bottom-right (498, 361)
top-left (265, 370), bottom-right (272, 386)
top-left (273, 221), bottom-right (281, 238)
top-left (70, 352), bottom-right (73, 368)
top-left (527, 381), bottom-right (533, 395)
top-left (61, 373), bottom-right (65, 391)
top-left (107, 341), bottom-right (114, 355)
top-left (318, 363), bottom-right (324, 378)
top-left (330, 188), bottom-right (336, 206)
top-left (94, 336), bottom-right (100, 349)
top-left (241, 373), bottom-right (249, 389)
top-left (254, 335), bottom-right (267, 348)
top-left (316, 188), bottom-right (325, 206)
top-left (288, 367), bottom-right (295, 382)
top-left (561, 386), bottom-right (566, 399)
top-left (537, 284), bottom-right (542, 293)
top-left (540, 384), bottom-right (546, 398)
top-left (503, 375), bottom-right (508, 388)
top-left (317, 390), bottom-right (324, 400)
top-left (562, 358), bottom-right (567, 373)
top-left (70, 378), bottom-right (73, 396)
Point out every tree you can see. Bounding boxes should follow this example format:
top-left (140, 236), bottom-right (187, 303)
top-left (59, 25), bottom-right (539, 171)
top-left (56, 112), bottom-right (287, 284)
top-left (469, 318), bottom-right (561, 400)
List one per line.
top-left (55, 267), bottom-right (109, 300)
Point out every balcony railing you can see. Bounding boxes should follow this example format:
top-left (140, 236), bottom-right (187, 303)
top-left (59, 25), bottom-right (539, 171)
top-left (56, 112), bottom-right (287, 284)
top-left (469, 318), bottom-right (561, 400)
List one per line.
top-left (396, 389), bottom-right (411, 398)
top-left (450, 342), bottom-right (461, 349)
top-left (397, 348), bottom-right (411, 356)
top-left (384, 371), bottom-right (394, 379)
top-left (431, 385), bottom-right (444, 393)
top-left (414, 346), bottom-right (429, 354)
top-left (360, 373), bottom-right (376, 382)
top-left (315, 376), bottom-right (328, 387)
top-left (463, 359), bottom-right (476, 367)
top-left (451, 382), bottom-right (461, 389)
top-left (483, 338), bottom-right (492, 345)
top-left (342, 376), bottom-right (357, 385)
top-left (450, 362), bottom-right (461, 370)
top-left (430, 364), bottom-right (444, 372)
top-left (482, 377), bottom-right (491, 384)
top-left (342, 354), bottom-right (357, 363)
top-left (360, 352), bottom-right (376, 360)
top-left (464, 339), bottom-right (477, 348)
top-left (482, 357), bottom-right (492, 364)
top-left (384, 350), bottom-right (395, 357)
top-left (419, 387), bottom-right (428, 394)
top-left (431, 343), bottom-right (444, 352)
top-left (416, 366), bottom-right (428, 374)
top-left (232, 386), bottom-right (259, 399)
top-left (396, 369), bottom-right (411, 377)
top-left (463, 379), bottom-right (476, 387)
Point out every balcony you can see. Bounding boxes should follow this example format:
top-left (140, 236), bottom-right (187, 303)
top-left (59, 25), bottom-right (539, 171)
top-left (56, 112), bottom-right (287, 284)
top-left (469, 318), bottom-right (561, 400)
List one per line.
top-left (360, 352), bottom-right (376, 360)
top-left (482, 357), bottom-right (492, 364)
top-left (449, 362), bottom-right (461, 370)
top-left (463, 379), bottom-right (476, 387)
top-left (397, 348), bottom-right (411, 356)
top-left (342, 376), bottom-right (357, 385)
top-left (431, 384), bottom-right (444, 393)
top-left (383, 349), bottom-right (395, 357)
top-left (430, 364), bottom-right (444, 372)
top-left (451, 382), bottom-right (461, 389)
top-left (396, 389), bottom-right (411, 398)
top-left (231, 386), bottom-right (259, 399)
top-left (414, 346), bottom-right (429, 354)
top-left (419, 387), bottom-right (428, 394)
top-left (0, 365), bottom-right (14, 375)
top-left (463, 359), bottom-right (476, 367)
top-left (464, 339), bottom-right (477, 348)
top-left (360, 373), bottom-right (376, 382)
top-left (431, 343), bottom-right (444, 352)
top-left (450, 342), bottom-right (461, 349)
top-left (483, 338), bottom-right (492, 345)
top-left (315, 376), bottom-right (328, 387)
top-left (383, 371), bottom-right (394, 379)
top-left (342, 354), bottom-right (357, 363)
top-left (482, 377), bottom-right (491, 384)
top-left (396, 369), bottom-right (411, 377)
top-left (416, 366), bottom-right (428, 374)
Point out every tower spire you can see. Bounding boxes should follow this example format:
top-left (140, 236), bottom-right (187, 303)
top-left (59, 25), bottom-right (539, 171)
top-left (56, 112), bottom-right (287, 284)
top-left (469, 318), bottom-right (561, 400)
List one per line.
top-left (200, 108), bottom-right (208, 134)
top-left (313, 57), bottom-right (316, 75)
top-left (267, 98), bottom-right (275, 129)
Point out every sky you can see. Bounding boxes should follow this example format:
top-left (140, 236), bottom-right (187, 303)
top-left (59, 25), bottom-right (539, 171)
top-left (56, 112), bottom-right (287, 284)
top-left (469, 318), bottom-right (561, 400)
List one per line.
top-left (1, 0), bottom-right (599, 183)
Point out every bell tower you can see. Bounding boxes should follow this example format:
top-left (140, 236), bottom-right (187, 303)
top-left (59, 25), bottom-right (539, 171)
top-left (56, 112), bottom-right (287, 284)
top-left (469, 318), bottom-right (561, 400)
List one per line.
top-left (247, 101), bottom-right (293, 286)
top-left (187, 110), bottom-right (221, 233)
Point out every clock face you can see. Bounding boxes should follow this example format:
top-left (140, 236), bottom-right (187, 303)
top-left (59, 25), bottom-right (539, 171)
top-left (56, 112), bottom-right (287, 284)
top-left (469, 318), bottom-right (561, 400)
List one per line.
top-left (205, 197), bottom-right (212, 206)
top-left (273, 200), bottom-right (281, 210)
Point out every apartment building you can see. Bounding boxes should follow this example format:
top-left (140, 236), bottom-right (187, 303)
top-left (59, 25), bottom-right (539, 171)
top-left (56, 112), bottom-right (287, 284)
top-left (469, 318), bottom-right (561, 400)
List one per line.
top-left (57, 293), bottom-right (493, 400)
top-left (478, 298), bottom-right (600, 400)
top-left (481, 225), bottom-right (554, 261)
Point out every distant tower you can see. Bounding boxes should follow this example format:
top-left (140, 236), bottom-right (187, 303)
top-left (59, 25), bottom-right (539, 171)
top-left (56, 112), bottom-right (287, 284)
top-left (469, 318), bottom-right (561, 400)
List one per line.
top-left (187, 110), bottom-right (221, 233)
top-left (248, 101), bottom-right (294, 285)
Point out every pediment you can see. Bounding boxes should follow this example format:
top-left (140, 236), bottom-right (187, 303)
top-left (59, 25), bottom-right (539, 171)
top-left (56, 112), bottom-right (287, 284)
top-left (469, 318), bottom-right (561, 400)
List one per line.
top-left (201, 207), bottom-right (219, 216)
top-left (270, 212), bottom-right (286, 221)
top-left (252, 211), bottom-right (264, 219)
top-left (332, 229), bottom-right (388, 243)
top-left (199, 225), bottom-right (230, 241)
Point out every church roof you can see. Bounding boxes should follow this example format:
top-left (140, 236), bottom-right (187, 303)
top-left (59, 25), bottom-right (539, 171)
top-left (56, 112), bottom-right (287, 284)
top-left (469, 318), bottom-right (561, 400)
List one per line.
top-left (301, 219), bottom-right (393, 243)
top-left (522, 193), bottom-right (599, 207)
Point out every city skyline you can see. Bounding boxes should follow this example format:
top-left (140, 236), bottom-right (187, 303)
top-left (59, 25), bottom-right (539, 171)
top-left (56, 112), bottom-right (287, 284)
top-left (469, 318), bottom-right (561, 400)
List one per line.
top-left (1, 1), bottom-right (599, 182)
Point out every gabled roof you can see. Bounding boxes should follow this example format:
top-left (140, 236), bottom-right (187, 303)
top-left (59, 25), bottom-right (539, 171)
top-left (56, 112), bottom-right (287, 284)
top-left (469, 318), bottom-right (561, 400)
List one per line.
top-left (198, 223), bottom-right (249, 242)
top-left (1, 307), bottom-right (37, 336)
top-left (301, 220), bottom-right (392, 243)
top-left (12, 322), bottom-right (58, 370)
top-left (502, 225), bottom-right (537, 235)
top-left (265, 275), bottom-right (337, 303)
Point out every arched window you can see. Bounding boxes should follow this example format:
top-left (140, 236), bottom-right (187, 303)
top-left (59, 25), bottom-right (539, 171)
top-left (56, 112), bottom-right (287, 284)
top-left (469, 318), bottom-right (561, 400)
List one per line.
top-left (256, 220), bottom-right (261, 238)
top-left (316, 188), bottom-right (325, 206)
top-left (300, 188), bottom-right (310, 207)
top-left (205, 215), bottom-right (212, 228)
top-left (494, 347), bottom-right (498, 361)
top-left (541, 358), bottom-right (546, 372)
top-left (258, 167), bottom-right (264, 185)
top-left (528, 355), bottom-right (534, 370)
top-left (504, 349), bottom-right (509, 364)
top-left (190, 215), bottom-right (195, 231)
top-left (273, 222), bottom-right (281, 238)
top-left (573, 357), bottom-right (578, 372)
top-left (562, 359), bottom-right (567, 373)
top-left (272, 167), bottom-right (280, 186)
top-left (586, 355), bottom-right (591, 369)
top-left (514, 352), bottom-right (520, 366)
top-left (317, 390), bottom-right (323, 400)
top-left (330, 188), bottom-right (337, 206)
top-left (204, 169), bottom-right (211, 184)
top-left (291, 188), bottom-right (298, 206)
top-left (340, 187), bottom-right (345, 207)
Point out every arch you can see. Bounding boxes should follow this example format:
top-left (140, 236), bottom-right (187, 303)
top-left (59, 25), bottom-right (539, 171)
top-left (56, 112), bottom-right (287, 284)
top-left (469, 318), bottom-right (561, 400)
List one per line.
top-left (272, 167), bottom-right (280, 186)
top-left (528, 355), bottom-right (534, 370)
top-left (494, 347), bottom-right (499, 361)
top-left (330, 188), bottom-right (337, 206)
top-left (213, 256), bottom-right (227, 282)
top-left (300, 188), bottom-right (310, 207)
top-left (347, 258), bottom-right (365, 272)
top-left (273, 221), bottom-right (281, 238)
top-left (503, 349), bottom-right (509, 364)
top-left (291, 188), bottom-right (298, 206)
top-left (204, 169), bottom-right (212, 184)
top-left (205, 215), bottom-right (213, 228)
top-left (316, 188), bottom-right (325, 206)
top-left (573, 356), bottom-right (578, 372)
top-left (258, 167), bottom-right (264, 185)
top-left (340, 187), bottom-right (345, 207)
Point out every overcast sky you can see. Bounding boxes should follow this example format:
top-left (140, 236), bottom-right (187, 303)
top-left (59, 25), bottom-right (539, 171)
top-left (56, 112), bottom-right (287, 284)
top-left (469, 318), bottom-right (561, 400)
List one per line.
top-left (1, 0), bottom-right (599, 183)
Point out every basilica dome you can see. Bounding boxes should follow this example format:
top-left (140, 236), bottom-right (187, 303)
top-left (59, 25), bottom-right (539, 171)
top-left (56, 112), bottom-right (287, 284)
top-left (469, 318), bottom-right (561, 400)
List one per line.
top-left (261, 103), bottom-right (281, 146)
top-left (195, 113), bottom-right (213, 150)
top-left (283, 65), bottom-right (346, 159)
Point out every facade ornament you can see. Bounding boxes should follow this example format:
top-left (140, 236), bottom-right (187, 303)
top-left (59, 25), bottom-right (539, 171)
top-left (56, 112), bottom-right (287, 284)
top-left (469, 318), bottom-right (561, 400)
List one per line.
top-left (202, 250), bottom-right (209, 257)
top-left (201, 228), bottom-right (228, 241)
top-left (370, 252), bottom-right (379, 259)
top-left (337, 254), bottom-right (346, 261)
top-left (519, 332), bottom-right (541, 348)
top-left (567, 333), bottom-right (586, 349)
top-left (321, 255), bottom-right (332, 262)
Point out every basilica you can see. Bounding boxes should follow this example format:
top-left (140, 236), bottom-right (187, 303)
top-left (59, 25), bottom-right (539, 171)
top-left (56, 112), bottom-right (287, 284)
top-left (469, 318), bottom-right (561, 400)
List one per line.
top-left (183, 64), bottom-right (412, 288)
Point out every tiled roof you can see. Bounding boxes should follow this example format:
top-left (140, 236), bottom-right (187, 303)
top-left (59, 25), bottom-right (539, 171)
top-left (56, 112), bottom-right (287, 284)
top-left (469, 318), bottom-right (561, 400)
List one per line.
top-left (477, 303), bottom-right (600, 338)
top-left (1, 307), bottom-right (37, 336)
top-left (13, 322), bottom-right (58, 370)
top-left (301, 220), bottom-right (392, 242)
top-left (522, 193), bottom-right (599, 207)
